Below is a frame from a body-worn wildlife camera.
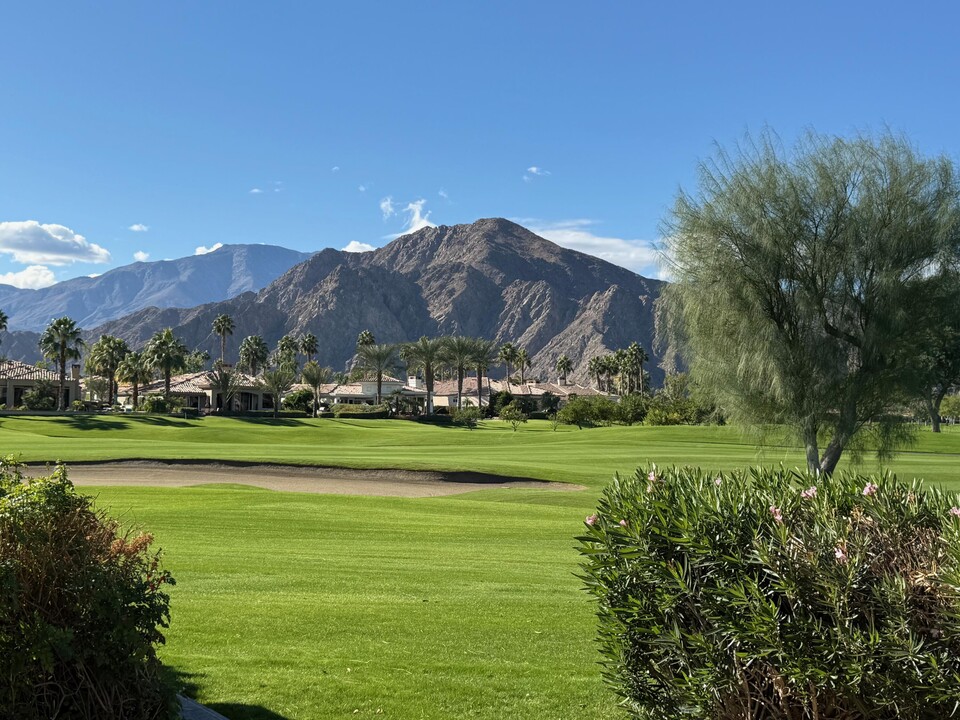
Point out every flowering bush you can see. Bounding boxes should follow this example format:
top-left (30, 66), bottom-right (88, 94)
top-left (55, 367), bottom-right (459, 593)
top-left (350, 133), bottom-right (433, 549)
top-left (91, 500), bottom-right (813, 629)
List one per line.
top-left (578, 465), bottom-right (960, 720)
top-left (0, 457), bottom-right (177, 719)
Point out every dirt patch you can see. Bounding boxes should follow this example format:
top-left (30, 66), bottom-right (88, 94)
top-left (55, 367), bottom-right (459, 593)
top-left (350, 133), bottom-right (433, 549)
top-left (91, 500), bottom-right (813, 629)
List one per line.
top-left (23, 460), bottom-right (585, 498)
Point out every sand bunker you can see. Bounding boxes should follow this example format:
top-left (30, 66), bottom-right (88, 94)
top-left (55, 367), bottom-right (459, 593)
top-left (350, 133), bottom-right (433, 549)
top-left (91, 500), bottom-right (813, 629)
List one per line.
top-left (23, 461), bottom-right (584, 498)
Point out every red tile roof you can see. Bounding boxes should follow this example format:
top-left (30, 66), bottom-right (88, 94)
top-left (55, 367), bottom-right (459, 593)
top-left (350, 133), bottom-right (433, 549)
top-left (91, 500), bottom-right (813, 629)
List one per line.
top-left (0, 360), bottom-right (62, 382)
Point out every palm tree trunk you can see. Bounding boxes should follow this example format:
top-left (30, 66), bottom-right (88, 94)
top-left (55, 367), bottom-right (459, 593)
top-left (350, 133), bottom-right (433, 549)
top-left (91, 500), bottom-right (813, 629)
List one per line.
top-left (457, 368), bottom-right (464, 409)
top-left (220, 335), bottom-right (226, 363)
top-left (377, 373), bottom-right (383, 405)
top-left (164, 369), bottom-right (171, 401)
top-left (132, 383), bottom-right (139, 411)
top-left (426, 366), bottom-right (434, 414)
top-left (58, 350), bottom-right (66, 411)
top-left (476, 366), bottom-right (483, 407)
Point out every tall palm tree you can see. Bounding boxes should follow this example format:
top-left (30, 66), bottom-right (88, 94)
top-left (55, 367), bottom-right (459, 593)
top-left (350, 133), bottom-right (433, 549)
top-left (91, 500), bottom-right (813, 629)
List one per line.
top-left (0, 308), bottom-right (7, 348)
top-left (556, 354), bottom-right (573, 385)
top-left (299, 332), bottom-right (319, 363)
top-left (442, 336), bottom-right (474, 409)
top-left (117, 351), bottom-right (153, 411)
top-left (401, 336), bottom-right (444, 414)
top-left (625, 342), bottom-right (649, 394)
top-left (301, 360), bottom-right (332, 417)
top-left (239, 335), bottom-right (270, 376)
top-left (516, 348), bottom-right (531, 385)
top-left (355, 343), bottom-right (398, 404)
top-left (39, 316), bottom-right (85, 411)
top-left (273, 334), bottom-right (299, 371)
top-left (144, 328), bottom-right (188, 401)
top-left (87, 334), bottom-right (130, 404)
top-left (257, 365), bottom-right (296, 418)
top-left (470, 338), bottom-right (498, 408)
top-left (498, 342), bottom-right (517, 389)
top-left (587, 356), bottom-right (604, 390)
top-left (212, 314), bottom-right (235, 363)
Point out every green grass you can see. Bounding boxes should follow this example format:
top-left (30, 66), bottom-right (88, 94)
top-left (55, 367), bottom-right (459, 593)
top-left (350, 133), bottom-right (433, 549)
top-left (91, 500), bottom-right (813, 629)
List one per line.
top-left (5, 415), bottom-right (960, 719)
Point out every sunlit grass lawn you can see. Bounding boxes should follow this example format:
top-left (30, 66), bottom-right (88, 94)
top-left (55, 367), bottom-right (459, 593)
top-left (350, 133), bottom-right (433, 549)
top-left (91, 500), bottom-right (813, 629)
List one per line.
top-left (5, 416), bottom-right (960, 719)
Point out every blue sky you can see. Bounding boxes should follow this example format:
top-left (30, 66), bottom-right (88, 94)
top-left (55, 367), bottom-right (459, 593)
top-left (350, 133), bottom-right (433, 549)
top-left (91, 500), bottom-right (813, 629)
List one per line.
top-left (1, 1), bottom-right (957, 288)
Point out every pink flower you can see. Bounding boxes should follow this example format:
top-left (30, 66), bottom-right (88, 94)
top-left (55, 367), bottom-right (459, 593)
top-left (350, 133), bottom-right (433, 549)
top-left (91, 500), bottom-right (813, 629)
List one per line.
top-left (801, 486), bottom-right (817, 500)
top-left (769, 505), bottom-right (784, 524)
top-left (585, 514), bottom-right (598, 526)
top-left (949, 507), bottom-right (960, 519)
top-left (619, 519), bottom-right (629, 528)
top-left (862, 482), bottom-right (878, 497)
top-left (834, 545), bottom-right (848, 564)
top-left (648, 470), bottom-right (657, 484)
top-left (714, 476), bottom-right (723, 487)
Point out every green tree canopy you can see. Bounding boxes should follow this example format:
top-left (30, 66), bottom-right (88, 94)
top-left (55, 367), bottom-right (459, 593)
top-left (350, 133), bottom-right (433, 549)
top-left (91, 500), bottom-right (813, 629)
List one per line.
top-left (355, 343), bottom-right (398, 404)
top-left (238, 335), bottom-right (269, 376)
top-left (401, 336), bottom-right (444, 414)
top-left (144, 328), bottom-right (188, 401)
top-left (212, 313), bottom-right (235, 362)
top-left (659, 131), bottom-right (960, 475)
top-left (86, 334), bottom-right (130, 405)
top-left (117, 351), bottom-right (153, 410)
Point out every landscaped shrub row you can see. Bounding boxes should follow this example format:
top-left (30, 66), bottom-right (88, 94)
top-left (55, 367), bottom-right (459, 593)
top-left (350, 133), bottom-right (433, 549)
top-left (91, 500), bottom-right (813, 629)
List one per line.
top-left (579, 465), bottom-right (960, 720)
top-left (332, 403), bottom-right (390, 419)
top-left (0, 459), bottom-right (177, 720)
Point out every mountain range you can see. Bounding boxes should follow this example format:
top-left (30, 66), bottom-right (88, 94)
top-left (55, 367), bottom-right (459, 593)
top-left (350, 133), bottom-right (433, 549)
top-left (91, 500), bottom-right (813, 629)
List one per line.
top-left (0, 244), bottom-right (313, 331)
top-left (0, 219), bottom-right (664, 384)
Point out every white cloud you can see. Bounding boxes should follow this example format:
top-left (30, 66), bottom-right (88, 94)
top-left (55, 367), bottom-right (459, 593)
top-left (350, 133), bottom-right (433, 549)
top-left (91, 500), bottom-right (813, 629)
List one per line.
top-left (331, 166), bottom-right (340, 173)
top-left (400, 199), bottom-right (436, 235)
top-left (438, 188), bottom-right (449, 201)
top-left (195, 242), bottom-right (224, 255)
top-left (522, 219), bottom-right (660, 277)
top-left (342, 241), bottom-right (376, 253)
top-left (128, 223), bottom-right (149, 232)
top-left (273, 181), bottom-right (283, 193)
top-left (0, 264), bottom-right (57, 289)
top-left (379, 196), bottom-right (395, 220)
top-left (358, 184), bottom-right (367, 193)
top-left (523, 166), bottom-right (551, 182)
top-left (0, 221), bottom-right (111, 266)
top-left (88, 273), bottom-right (101, 278)
top-left (133, 250), bottom-right (150, 262)
top-left (249, 188), bottom-right (263, 194)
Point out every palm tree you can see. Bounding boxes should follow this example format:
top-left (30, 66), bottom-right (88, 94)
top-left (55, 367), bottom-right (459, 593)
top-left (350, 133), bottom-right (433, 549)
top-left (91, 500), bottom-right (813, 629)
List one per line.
top-left (239, 335), bottom-right (270, 376)
top-left (39, 316), bottom-right (85, 411)
top-left (87, 334), bottom-right (130, 405)
top-left (299, 332), bottom-right (319, 363)
top-left (401, 336), bottom-right (444, 414)
top-left (625, 342), bottom-right (649, 395)
top-left (144, 328), bottom-right (188, 401)
top-left (356, 329), bottom-right (375, 347)
top-left (273, 334), bottom-right (299, 371)
top-left (212, 314), bottom-right (235, 363)
top-left (498, 342), bottom-right (517, 389)
top-left (209, 360), bottom-right (243, 414)
top-left (0, 308), bottom-right (7, 347)
top-left (556, 354), bottom-right (573, 385)
top-left (301, 360), bottom-right (332, 417)
top-left (355, 343), bottom-right (398, 404)
top-left (117, 351), bottom-right (153, 411)
top-left (469, 338), bottom-right (498, 408)
top-left (257, 365), bottom-right (296, 418)
top-left (588, 356), bottom-right (604, 391)
top-left (442, 336), bottom-right (474, 409)
top-left (516, 348), bottom-right (531, 385)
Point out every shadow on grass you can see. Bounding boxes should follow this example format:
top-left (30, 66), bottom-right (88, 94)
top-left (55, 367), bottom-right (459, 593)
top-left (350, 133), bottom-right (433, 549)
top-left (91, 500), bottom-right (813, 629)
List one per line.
top-left (165, 667), bottom-right (292, 720)
top-left (227, 416), bottom-right (309, 427)
top-left (207, 703), bottom-right (293, 720)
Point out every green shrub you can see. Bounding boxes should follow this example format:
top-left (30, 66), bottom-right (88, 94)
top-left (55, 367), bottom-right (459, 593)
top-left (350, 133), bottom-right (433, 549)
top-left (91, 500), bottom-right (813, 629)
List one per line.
top-left (332, 403), bottom-right (389, 419)
top-left (282, 388), bottom-right (315, 413)
top-left (452, 406), bottom-right (482, 429)
top-left (579, 465), bottom-right (960, 720)
top-left (140, 394), bottom-right (185, 414)
top-left (616, 393), bottom-right (649, 425)
top-left (499, 401), bottom-right (528, 431)
top-left (557, 396), bottom-right (619, 428)
top-left (0, 458), bottom-right (177, 719)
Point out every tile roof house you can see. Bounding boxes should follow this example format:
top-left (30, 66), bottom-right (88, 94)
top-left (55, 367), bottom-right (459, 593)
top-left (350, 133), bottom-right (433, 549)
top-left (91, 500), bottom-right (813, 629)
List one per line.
top-left (328, 375), bottom-right (426, 407)
top-left (0, 359), bottom-right (81, 410)
top-left (119, 370), bottom-right (267, 412)
top-left (429, 376), bottom-right (606, 408)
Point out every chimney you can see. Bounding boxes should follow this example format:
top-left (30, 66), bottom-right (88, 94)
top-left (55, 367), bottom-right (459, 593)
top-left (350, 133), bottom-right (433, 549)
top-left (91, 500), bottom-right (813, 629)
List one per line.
top-left (71, 364), bottom-right (81, 381)
top-left (407, 375), bottom-right (422, 389)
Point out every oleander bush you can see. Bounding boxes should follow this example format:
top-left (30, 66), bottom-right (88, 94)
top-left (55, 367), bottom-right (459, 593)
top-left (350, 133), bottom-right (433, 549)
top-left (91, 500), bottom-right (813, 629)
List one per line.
top-left (0, 458), bottom-right (177, 720)
top-left (578, 465), bottom-right (960, 720)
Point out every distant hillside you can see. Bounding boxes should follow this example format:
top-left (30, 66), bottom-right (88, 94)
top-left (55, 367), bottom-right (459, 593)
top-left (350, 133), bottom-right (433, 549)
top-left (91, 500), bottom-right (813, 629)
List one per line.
top-left (0, 244), bottom-right (313, 332)
top-left (89, 219), bottom-right (665, 384)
